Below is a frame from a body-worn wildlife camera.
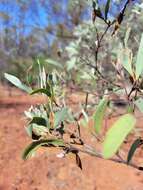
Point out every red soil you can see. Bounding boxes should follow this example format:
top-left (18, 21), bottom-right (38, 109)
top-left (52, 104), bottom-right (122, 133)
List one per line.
top-left (0, 85), bottom-right (143, 190)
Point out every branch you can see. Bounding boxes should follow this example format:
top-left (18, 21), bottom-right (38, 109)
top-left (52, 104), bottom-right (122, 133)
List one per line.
top-left (93, 24), bottom-right (111, 75)
top-left (67, 144), bottom-right (143, 171)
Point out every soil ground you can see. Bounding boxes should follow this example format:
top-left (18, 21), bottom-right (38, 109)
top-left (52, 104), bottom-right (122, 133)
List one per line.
top-left (1, 85), bottom-right (143, 190)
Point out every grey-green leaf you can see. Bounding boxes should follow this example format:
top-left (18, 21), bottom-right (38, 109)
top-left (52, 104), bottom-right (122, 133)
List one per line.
top-left (22, 139), bottom-right (64, 160)
top-left (93, 98), bottom-right (108, 134)
top-left (103, 114), bottom-right (136, 159)
top-left (135, 98), bottom-right (143, 113)
top-left (4, 73), bottom-right (31, 92)
top-left (46, 59), bottom-right (63, 69)
top-left (67, 57), bottom-right (77, 71)
top-left (127, 138), bottom-right (143, 164)
top-left (54, 108), bottom-right (68, 127)
top-left (25, 125), bottom-right (33, 137)
top-left (124, 27), bottom-right (131, 48)
top-left (32, 124), bottom-right (49, 137)
top-left (121, 48), bottom-right (133, 77)
top-left (135, 33), bottom-right (143, 80)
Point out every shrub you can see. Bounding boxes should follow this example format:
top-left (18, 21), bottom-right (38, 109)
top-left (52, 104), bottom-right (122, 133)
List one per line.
top-left (4, 0), bottom-right (143, 171)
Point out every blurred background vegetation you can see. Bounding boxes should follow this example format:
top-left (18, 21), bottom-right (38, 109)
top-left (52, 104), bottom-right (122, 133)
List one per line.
top-left (0, 0), bottom-right (89, 80)
top-left (0, 0), bottom-right (143, 89)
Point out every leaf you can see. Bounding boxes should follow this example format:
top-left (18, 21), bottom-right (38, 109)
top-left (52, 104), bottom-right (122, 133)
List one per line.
top-left (127, 105), bottom-right (134, 114)
top-left (93, 98), bottom-right (108, 134)
top-left (32, 124), bottom-right (49, 136)
top-left (127, 138), bottom-right (143, 164)
top-left (67, 57), bottom-right (77, 71)
top-left (135, 33), bottom-right (143, 80)
top-left (75, 154), bottom-right (82, 170)
top-left (66, 43), bottom-right (78, 57)
top-left (120, 48), bottom-right (134, 77)
top-left (105, 0), bottom-right (111, 20)
top-left (124, 27), bottom-right (131, 48)
top-left (4, 73), bottom-right (31, 92)
top-left (54, 108), bottom-right (68, 128)
top-left (46, 59), bottom-right (63, 69)
top-left (66, 110), bottom-right (75, 123)
top-left (103, 114), bottom-right (136, 159)
top-left (25, 125), bottom-right (33, 137)
top-left (92, 1), bottom-right (104, 20)
top-left (30, 117), bottom-right (47, 127)
top-left (135, 98), bottom-right (143, 113)
top-left (22, 139), bottom-right (64, 160)
top-left (30, 88), bottom-right (51, 97)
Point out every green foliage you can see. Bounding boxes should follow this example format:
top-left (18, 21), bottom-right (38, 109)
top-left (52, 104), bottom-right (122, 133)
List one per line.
top-left (4, 73), bottom-right (31, 92)
top-left (120, 48), bottom-right (134, 78)
top-left (30, 117), bottom-right (47, 127)
top-left (22, 139), bottom-right (64, 160)
top-left (127, 138), bottom-right (143, 164)
top-left (135, 33), bottom-right (143, 80)
top-left (30, 88), bottom-right (51, 97)
top-left (45, 59), bottom-right (63, 69)
top-left (54, 108), bottom-right (69, 128)
top-left (93, 98), bottom-right (108, 134)
top-left (4, 0), bottom-right (143, 171)
top-left (135, 98), bottom-right (143, 113)
top-left (120, 32), bottom-right (143, 82)
top-left (25, 125), bottom-right (33, 138)
top-left (103, 114), bottom-right (136, 159)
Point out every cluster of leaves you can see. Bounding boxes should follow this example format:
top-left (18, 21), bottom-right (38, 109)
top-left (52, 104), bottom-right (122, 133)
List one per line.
top-left (4, 0), bottom-right (143, 170)
top-left (52, 1), bottom-right (142, 94)
top-left (4, 63), bottom-right (84, 168)
top-left (4, 42), bottom-right (143, 169)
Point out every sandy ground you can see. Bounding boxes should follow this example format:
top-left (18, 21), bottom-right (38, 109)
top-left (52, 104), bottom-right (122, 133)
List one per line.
top-left (1, 85), bottom-right (143, 190)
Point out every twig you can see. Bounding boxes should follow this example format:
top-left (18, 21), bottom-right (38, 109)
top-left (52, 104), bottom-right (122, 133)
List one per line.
top-left (93, 24), bottom-right (111, 74)
top-left (68, 144), bottom-right (142, 171)
top-left (84, 92), bottom-right (89, 112)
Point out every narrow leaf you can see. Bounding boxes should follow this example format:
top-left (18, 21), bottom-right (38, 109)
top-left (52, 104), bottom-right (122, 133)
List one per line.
top-left (124, 27), bottom-right (131, 48)
top-left (103, 114), bottom-right (136, 159)
top-left (121, 48), bottom-right (134, 77)
top-left (76, 154), bottom-right (82, 170)
top-left (22, 139), bottom-right (64, 160)
top-left (46, 59), bottom-right (63, 69)
top-left (93, 98), bottom-right (108, 134)
top-left (30, 88), bottom-right (51, 97)
top-left (127, 138), bottom-right (143, 164)
top-left (30, 117), bottom-right (47, 127)
top-left (4, 73), bottom-right (31, 92)
top-left (135, 33), bottom-right (143, 79)
top-left (54, 108), bottom-right (68, 127)
top-left (135, 98), bottom-right (143, 113)
top-left (67, 57), bottom-right (77, 71)
top-left (105, 0), bottom-right (111, 20)
top-left (25, 125), bottom-right (33, 137)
